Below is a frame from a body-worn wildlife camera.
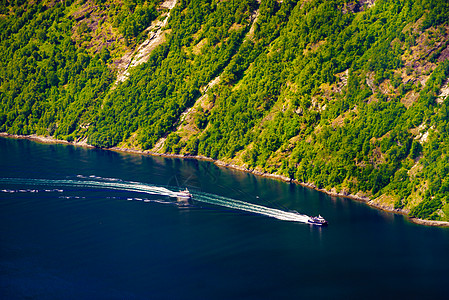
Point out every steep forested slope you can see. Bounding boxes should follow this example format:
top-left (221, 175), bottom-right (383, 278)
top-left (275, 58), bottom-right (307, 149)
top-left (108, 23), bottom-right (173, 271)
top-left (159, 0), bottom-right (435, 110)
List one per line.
top-left (1, 0), bottom-right (448, 222)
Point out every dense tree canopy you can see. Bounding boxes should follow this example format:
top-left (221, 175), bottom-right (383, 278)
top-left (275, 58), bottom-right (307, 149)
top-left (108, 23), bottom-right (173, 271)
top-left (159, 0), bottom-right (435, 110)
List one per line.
top-left (1, 0), bottom-right (448, 221)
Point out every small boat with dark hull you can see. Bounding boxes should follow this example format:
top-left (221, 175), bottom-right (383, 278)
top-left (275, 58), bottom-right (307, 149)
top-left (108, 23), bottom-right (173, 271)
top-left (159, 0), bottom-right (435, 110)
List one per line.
top-left (308, 215), bottom-right (328, 226)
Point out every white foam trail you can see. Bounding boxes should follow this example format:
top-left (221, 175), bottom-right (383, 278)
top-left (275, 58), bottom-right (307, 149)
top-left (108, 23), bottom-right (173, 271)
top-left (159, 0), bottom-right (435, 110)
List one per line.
top-left (194, 193), bottom-right (310, 223)
top-left (0, 177), bottom-right (311, 223)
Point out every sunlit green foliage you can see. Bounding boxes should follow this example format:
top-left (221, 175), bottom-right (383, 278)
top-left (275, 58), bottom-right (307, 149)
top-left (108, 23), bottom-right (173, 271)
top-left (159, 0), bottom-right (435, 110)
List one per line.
top-left (1, 0), bottom-right (448, 220)
top-left (0, 0), bottom-right (114, 140)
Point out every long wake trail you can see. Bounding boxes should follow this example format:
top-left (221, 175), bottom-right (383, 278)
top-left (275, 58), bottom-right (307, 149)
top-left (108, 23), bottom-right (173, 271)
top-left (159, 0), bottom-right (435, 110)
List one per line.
top-left (194, 192), bottom-right (310, 222)
top-left (0, 177), bottom-right (310, 223)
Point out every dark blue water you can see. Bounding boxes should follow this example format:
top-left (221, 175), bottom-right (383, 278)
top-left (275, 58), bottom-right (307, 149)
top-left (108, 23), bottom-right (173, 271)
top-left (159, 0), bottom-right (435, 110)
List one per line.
top-left (1, 137), bottom-right (448, 299)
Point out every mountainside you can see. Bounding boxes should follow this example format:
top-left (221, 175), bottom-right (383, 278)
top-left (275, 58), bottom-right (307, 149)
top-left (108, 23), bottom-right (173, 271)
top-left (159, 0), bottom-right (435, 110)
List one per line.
top-left (1, 0), bottom-right (449, 223)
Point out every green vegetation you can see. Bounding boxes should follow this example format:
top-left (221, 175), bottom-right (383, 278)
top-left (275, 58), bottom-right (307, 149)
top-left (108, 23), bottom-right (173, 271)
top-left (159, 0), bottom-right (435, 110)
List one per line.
top-left (0, 0), bottom-right (114, 141)
top-left (1, 0), bottom-right (448, 221)
top-left (112, 0), bottom-right (159, 44)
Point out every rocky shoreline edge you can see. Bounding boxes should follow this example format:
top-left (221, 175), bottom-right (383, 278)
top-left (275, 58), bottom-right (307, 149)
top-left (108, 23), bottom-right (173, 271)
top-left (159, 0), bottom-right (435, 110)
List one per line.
top-left (2, 132), bottom-right (448, 228)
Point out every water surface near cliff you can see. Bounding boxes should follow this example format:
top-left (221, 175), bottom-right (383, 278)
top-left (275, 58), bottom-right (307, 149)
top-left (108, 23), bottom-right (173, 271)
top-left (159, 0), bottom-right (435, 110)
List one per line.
top-left (1, 137), bottom-right (448, 299)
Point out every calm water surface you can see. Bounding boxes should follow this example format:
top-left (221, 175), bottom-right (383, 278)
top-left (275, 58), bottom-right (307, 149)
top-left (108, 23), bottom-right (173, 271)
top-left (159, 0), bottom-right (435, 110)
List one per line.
top-left (1, 137), bottom-right (448, 299)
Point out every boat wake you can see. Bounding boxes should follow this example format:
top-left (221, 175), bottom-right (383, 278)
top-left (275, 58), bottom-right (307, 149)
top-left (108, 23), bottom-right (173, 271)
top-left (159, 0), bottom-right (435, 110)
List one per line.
top-left (193, 192), bottom-right (310, 222)
top-left (0, 176), bottom-right (311, 223)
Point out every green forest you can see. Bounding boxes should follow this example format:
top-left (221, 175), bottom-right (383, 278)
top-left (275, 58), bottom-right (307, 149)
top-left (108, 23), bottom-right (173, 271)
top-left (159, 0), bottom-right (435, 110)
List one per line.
top-left (1, 0), bottom-right (448, 221)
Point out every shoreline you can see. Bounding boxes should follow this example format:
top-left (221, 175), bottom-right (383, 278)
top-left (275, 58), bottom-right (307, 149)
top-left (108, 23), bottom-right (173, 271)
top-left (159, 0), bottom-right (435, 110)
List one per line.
top-left (0, 132), bottom-right (94, 148)
top-left (2, 132), bottom-right (448, 228)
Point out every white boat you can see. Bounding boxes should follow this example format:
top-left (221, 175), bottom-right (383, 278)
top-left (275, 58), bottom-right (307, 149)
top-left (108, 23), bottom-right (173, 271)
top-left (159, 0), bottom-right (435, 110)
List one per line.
top-left (175, 188), bottom-right (192, 206)
top-left (308, 215), bottom-right (328, 226)
top-left (176, 188), bottom-right (192, 199)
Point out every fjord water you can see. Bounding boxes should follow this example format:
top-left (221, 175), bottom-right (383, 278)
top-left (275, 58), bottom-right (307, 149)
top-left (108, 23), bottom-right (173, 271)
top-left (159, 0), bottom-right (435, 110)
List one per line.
top-left (1, 137), bottom-right (448, 299)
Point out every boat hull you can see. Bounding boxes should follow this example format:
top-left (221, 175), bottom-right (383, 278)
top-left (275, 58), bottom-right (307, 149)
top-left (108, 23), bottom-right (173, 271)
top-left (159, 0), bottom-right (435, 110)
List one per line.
top-left (308, 220), bottom-right (328, 226)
